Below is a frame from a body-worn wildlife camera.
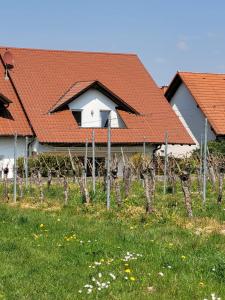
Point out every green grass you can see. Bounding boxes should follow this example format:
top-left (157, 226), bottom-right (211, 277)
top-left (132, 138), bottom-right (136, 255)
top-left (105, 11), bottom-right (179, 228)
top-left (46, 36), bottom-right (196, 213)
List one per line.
top-left (0, 180), bottom-right (224, 299)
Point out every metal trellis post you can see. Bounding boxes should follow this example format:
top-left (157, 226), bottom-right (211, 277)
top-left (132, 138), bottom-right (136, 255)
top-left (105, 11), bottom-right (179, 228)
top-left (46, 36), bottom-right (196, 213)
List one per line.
top-left (106, 116), bottom-right (111, 210)
top-left (92, 130), bottom-right (96, 195)
top-left (163, 131), bottom-right (168, 195)
top-left (203, 118), bottom-right (208, 205)
top-left (25, 136), bottom-right (28, 188)
top-left (13, 132), bottom-right (17, 203)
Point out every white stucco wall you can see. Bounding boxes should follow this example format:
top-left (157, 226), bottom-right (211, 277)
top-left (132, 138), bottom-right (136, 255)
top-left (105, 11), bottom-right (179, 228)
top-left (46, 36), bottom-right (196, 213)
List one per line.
top-left (166, 83), bottom-right (216, 157)
top-left (0, 137), bottom-right (26, 178)
top-left (68, 89), bottom-right (125, 128)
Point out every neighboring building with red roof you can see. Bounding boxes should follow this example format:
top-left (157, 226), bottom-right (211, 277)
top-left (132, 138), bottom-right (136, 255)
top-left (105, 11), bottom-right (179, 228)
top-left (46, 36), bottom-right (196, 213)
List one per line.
top-left (0, 47), bottom-right (193, 176)
top-left (165, 72), bottom-right (225, 156)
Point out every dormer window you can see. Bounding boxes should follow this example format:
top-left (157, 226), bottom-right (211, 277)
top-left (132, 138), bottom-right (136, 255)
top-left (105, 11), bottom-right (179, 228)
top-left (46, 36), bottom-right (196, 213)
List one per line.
top-left (72, 110), bottom-right (82, 126)
top-left (50, 80), bottom-right (139, 129)
top-left (100, 110), bottom-right (110, 128)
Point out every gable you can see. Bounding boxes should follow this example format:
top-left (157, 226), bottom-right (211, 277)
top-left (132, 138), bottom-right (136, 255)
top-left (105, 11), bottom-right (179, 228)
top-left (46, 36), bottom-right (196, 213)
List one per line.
top-left (170, 82), bottom-right (216, 144)
top-left (68, 88), bottom-right (125, 128)
top-left (166, 72), bottom-right (225, 136)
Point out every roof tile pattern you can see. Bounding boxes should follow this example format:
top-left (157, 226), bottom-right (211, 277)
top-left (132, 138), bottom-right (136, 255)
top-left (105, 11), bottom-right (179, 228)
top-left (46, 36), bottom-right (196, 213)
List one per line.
top-left (0, 60), bottom-right (32, 136)
top-left (179, 72), bottom-right (225, 135)
top-left (0, 47), bottom-right (193, 144)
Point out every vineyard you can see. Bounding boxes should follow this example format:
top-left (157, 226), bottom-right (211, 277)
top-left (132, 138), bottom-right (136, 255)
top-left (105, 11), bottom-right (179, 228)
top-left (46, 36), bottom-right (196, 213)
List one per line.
top-left (1, 148), bottom-right (224, 218)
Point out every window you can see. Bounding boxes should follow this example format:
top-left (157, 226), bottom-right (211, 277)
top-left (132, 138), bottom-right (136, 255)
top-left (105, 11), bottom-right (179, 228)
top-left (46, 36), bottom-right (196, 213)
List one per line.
top-left (100, 110), bottom-right (110, 128)
top-left (72, 110), bottom-right (82, 126)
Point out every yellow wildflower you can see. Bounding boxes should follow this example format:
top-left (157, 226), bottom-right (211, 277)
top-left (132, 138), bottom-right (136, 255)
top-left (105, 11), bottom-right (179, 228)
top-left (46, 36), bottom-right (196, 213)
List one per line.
top-left (181, 255), bottom-right (186, 260)
top-left (39, 224), bottom-right (44, 228)
top-left (125, 269), bottom-right (131, 273)
top-left (199, 282), bottom-right (204, 287)
top-left (130, 276), bottom-right (136, 281)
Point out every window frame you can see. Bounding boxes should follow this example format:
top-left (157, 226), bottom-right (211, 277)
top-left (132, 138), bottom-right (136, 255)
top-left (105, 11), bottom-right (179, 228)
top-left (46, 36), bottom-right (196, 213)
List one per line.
top-left (100, 110), bottom-right (111, 128)
top-left (72, 109), bottom-right (83, 127)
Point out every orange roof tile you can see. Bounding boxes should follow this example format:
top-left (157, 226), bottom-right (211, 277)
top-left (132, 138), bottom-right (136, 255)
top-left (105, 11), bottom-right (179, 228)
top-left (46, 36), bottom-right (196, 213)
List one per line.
top-left (0, 59), bottom-right (32, 136)
top-left (166, 72), bottom-right (225, 136)
top-left (0, 47), bottom-right (193, 144)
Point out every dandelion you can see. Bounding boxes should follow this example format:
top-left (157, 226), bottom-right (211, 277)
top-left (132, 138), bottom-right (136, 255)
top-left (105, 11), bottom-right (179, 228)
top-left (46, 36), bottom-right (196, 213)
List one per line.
top-left (57, 218), bottom-right (61, 222)
top-left (130, 226), bottom-right (134, 230)
top-left (158, 272), bottom-right (164, 277)
top-left (125, 269), bottom-right (131, 273)
top-left (39, 224), bottom-right (44, 228)
top-left (130, 276), bottom-right (136, 281)
top-left (181, 255), bottom-right (186, 260)
top-left (199, 282), bottom-right (204, 287)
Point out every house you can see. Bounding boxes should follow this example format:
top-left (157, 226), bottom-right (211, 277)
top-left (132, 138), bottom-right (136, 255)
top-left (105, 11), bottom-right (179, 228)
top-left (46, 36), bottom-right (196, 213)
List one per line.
top-left (0, 47), bottom-right (193, 177)
top-left (165, 72), bottom-right (225, 156)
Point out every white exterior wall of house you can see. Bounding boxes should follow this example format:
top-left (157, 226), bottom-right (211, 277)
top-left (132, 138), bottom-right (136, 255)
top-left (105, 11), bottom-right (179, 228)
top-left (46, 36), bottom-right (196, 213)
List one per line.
top-left (165, 83), bottom-right (216, 157)
top-left (0, 137), bottom-right (26, 178)
top-left (68, 89), bottom-right (125, 128)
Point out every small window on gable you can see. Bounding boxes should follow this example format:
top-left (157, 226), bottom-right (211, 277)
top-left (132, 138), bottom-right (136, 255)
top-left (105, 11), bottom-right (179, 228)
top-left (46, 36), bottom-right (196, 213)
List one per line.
top-left (101, 110), bottom-right (110, 128)
top-left (72, 110), bottom-right (82, 126)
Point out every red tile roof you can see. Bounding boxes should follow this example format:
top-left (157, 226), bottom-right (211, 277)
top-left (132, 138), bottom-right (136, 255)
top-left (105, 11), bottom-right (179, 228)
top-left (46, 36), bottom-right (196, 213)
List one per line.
top-left (166, 72), bottom-right (225, 136)
top-left (0, 47), bottom-right (193, 144)
top-left (0, 59), bottom-right (32, 136)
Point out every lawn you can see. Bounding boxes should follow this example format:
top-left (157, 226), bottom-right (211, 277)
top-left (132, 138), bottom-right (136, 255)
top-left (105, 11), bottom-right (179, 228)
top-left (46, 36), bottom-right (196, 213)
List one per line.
top-left (0, 181), bottom-right (224, 300)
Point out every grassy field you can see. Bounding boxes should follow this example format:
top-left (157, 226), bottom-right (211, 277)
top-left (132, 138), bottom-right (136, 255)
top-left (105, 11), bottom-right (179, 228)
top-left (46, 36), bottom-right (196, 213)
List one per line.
top-left (0, 181), bottom-right (224, 299)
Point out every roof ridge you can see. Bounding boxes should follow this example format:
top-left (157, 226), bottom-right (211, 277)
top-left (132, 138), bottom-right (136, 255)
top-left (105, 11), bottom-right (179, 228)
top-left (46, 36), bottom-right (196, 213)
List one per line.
top-left (179, 71), bottom-right (225, 76)
top-left (0, 45), bottom-right (137, 57)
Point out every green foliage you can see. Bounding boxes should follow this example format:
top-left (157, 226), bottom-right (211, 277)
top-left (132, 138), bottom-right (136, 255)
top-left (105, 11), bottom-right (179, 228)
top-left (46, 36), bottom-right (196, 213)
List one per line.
top-left (208, 140), bottom-right (225, 155)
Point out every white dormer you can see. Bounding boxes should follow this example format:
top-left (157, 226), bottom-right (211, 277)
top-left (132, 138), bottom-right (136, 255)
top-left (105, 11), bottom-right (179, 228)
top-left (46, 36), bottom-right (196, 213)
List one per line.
top-left (49, 80), bottom-right (138, 128)
top-left (68, 88), bottom-right (124, 128)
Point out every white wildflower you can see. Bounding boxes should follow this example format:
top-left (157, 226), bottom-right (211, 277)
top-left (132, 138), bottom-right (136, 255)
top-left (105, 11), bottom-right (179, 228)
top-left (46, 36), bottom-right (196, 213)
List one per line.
top-left (98, 272), bottom-right (102, 278)
top-left (109, 273), bottom-right (116, 280)
top-left (158, 272), bottom-right (164, 277)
